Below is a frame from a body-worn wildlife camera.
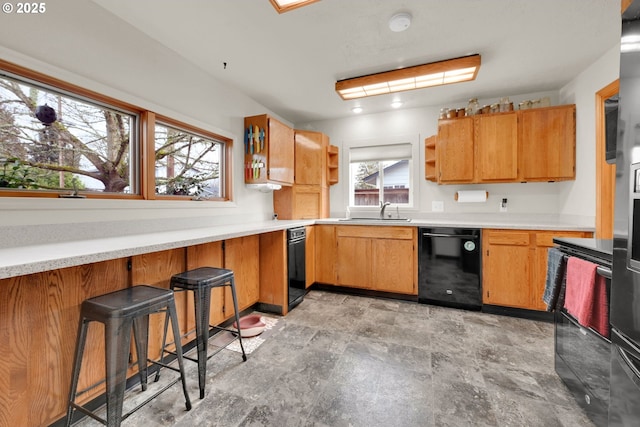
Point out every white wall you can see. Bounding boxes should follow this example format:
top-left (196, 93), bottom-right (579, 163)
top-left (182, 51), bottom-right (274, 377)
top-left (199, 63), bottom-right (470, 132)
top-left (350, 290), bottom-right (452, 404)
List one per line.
top-left (558, 44), bottom-right (621, 217)
top-left (0, 1), bottom-right (283, 231)
top-left (0, 1), bottom-right (622, 234)
top-left (298, 46), bottom-right (621, 225)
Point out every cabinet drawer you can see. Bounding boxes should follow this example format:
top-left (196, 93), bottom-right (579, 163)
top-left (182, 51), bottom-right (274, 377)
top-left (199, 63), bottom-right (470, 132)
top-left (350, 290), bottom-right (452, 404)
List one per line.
top-left (336, 226), bottom-right (414, 240)
top-left (535, 231), bottom-right (590, 247)
top-left (483, 230), bottom-right (530, 246)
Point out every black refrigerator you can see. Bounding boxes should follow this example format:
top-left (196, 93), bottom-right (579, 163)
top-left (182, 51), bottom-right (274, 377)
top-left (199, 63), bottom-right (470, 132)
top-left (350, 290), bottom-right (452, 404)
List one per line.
top-left (610, 2), bottom-right (640, 425)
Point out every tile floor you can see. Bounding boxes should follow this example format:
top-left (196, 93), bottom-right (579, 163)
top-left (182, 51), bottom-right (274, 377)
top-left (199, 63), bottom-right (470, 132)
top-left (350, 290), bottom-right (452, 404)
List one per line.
top-left (74, 290), bottom-right (595, 427)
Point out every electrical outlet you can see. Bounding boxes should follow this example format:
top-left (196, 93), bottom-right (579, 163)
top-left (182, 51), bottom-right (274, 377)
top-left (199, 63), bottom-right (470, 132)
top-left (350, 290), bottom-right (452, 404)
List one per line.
top-left (500, 198), bottom-right (508, 213)
top-left (432, 201), bottom-right (444, 212)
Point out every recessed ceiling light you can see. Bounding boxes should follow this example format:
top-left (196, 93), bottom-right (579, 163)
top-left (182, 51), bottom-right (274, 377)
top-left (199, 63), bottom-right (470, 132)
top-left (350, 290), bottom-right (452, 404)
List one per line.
top-left (391, 101), bottom-right (403, 108)
top-left (352, 107), bottom-right (363, 114)
top-left (389, 12), bottom-right (412, 32)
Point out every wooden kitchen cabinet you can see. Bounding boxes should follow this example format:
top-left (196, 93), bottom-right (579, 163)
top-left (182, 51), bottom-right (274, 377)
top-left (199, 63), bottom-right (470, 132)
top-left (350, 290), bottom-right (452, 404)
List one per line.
top-left (437, 117), bottom-right (475, 183)
top-left (224, 235), bottom-right (260, 317)
top-left (273, 129), bottom-right (330, 219)
top-left (244, 114), bottom-right (294, 186)
top-left (432, 105), bottom-right (575, 184)
top-left (315, 224), bottom-right (337, 284)
top-left (327, 144), bottom-right (339, 186)
top-left (519, 105), bottom-right (576, 181)
top-left (475, 112), bottom-right (518, 181)
top-left (482, 228), bottom-right (592, 311)
top-left (329, 225), bottom-right (417, 295)
top-left (482, 230), bottom-right (532, 309)
top-left (424, 135), bottom-right (437, 182)
top-left (371, 235), bottom-right (416, 294)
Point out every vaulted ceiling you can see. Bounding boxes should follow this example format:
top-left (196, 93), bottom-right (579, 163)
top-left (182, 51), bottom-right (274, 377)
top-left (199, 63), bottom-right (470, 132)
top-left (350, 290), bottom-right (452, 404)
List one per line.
top-left (93, 0), bottom-right (620, 124)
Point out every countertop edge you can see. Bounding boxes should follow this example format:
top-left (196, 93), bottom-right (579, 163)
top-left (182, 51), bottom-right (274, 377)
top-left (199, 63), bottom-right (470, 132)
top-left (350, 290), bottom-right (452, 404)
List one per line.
top-left (0, 218), bottom-right (593, 280)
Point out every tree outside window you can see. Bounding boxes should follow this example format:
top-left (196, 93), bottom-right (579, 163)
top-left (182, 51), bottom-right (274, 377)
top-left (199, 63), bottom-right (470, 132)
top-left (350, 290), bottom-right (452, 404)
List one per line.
top-left (0, 75), bottom-right (136, 194)
top-left (154, 123), bottom-right (223, 199)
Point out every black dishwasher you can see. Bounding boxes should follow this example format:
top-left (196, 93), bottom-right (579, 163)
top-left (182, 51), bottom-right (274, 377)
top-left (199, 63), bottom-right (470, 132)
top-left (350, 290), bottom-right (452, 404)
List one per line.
top-left (418, 227), bottom-right (482, 310)
top-left (287, 227), bottom-right (306, 311)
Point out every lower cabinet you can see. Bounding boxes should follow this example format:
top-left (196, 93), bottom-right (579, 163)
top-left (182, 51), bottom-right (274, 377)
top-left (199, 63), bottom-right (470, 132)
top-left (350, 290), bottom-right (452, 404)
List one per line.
top-left (316, 225), bottom-right (417, 295)
top-left (482, 229), bottom-right (592, 311)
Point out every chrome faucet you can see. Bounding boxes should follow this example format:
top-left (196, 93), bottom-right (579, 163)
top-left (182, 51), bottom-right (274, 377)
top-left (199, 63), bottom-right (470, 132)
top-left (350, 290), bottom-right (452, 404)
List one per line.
top-left (379, 201), bottom-right (391, 219)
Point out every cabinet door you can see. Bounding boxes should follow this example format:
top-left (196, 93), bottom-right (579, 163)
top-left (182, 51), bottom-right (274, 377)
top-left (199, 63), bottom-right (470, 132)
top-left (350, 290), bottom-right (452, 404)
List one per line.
top-left (437, 118), bottom-right (474, 183)
top-left (372, 238), bottom-right (415, 294)
top-left (482, 230), bottom-right (532, 309)
top-left (186, 242), bottom-right (225, 327)
top-left (336, 236), bottom-right (371, 288)
top-left (295, 130), bottom-right (325, 185)
top-left (267, 117), bottom-right (295, 184)
top-left (315, 225), bottom-right (336, 284)
top-left (476, 113), bottom-right (518, 181)
top-left (224, 235), bottom-right (260, 316)
top-left (520, 105), bottom-right (575, 181)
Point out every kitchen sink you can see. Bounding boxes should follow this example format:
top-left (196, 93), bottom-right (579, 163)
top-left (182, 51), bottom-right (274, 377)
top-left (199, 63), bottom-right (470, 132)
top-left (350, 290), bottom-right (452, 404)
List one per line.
top-left (339, 217), bottom-right (412, 223)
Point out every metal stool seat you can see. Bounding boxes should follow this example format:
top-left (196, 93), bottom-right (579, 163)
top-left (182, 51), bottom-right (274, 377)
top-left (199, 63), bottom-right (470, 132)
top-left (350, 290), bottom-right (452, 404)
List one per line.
top-left (65, 285), bottom-right (191, 427)
top-left (157, 267), bottom-right (247, 399)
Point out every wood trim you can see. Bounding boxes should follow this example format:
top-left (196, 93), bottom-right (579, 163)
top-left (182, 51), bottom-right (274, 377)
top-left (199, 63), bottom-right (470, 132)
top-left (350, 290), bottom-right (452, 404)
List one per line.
top-left (595, 80), bottom-right (618, 239)
top-left (140, 111), bottom-right (156, 200)
top-left (269, 0), bottom-right (320, 14)
top-left (623, 0), bottom-right (633, 13)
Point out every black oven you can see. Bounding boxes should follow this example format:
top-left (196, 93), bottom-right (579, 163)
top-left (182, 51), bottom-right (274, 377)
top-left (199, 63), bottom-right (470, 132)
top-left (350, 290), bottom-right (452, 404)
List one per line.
top-left (553, 238), bottom-right (612, 427)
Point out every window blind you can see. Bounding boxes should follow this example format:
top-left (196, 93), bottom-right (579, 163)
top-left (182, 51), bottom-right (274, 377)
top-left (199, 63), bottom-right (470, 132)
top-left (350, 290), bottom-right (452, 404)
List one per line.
top-left (349, 143), bottom-right (412, 163)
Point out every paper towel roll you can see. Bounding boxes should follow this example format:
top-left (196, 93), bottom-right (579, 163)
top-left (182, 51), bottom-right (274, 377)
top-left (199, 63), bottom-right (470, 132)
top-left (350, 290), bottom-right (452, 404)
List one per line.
top-left (455, 190), bottom-right (488, 203)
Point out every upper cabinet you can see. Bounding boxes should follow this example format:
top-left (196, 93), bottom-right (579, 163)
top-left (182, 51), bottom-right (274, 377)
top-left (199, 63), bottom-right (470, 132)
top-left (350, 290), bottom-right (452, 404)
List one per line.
top-left (476, 112), bottom-right (518, 182)
top-left (273, 129), bottom-right (332, 219)
top-left (244, 114), bottom-right (294, 186)
top-left (327, 144), bottom-right (339, 186)
top-left (519, 105), bottom-right (576, 181)
top-left (429, 104), bottom-right (576, 184)
top-left (437, 117), bottom-right (475, 183)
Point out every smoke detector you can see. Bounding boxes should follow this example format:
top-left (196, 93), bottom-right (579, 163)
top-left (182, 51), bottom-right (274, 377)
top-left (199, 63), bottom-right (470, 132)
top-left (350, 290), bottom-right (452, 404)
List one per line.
top-left (389, 12), bottom-right (412, 32)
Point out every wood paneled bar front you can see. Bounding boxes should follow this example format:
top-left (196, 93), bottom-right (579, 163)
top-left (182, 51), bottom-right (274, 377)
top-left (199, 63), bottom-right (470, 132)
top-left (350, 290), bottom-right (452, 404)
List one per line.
top-left (0, 222), bottom-right (305, 427)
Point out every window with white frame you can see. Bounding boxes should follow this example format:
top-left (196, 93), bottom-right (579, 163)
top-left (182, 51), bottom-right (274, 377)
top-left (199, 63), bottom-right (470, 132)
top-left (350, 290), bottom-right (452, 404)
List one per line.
top-left (349, 143), bottom-right (413, 207)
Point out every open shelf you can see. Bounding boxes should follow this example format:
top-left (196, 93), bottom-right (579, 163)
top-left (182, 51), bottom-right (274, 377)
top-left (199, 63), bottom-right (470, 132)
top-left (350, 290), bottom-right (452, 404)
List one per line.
top-left (424, 135), bottom-right (437, 182)
top-left (327, 144), bottom-right (339, 185)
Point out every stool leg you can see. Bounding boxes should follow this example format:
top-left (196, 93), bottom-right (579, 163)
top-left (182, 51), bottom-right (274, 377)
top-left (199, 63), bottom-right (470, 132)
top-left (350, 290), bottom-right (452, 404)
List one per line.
top-left (167, 299), bottom-right (192, 411)
top-left (132, 314), bottom-right (150, 391)
top-left (229, 278), bottom-right (247, 361)
top-left (65, 317), bottom-right (89, 427)
top-left (154, 305), bottom-right (171, 384)
top-left (105, 318), bottom-right (134, 427)
top-left (194, 285), bottom-right (212, 399)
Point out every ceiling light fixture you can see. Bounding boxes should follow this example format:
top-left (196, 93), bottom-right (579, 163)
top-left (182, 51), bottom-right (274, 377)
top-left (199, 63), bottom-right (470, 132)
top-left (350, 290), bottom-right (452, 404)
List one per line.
top-left (269, 0), bottom-right (320, 13)
top-left (391, 101), bottom-right (403, 108)
top-left (389, 13), bottom-right (412, 32)
top-left (352, 106), bottom-right (363, 114)
top-left (335, 54), bottom-right (481, 100)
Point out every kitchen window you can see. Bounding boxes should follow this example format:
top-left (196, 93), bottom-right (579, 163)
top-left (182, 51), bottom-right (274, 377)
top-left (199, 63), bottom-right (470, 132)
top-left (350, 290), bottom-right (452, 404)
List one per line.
top-left (349, 143), bottom-right (413, 207)
top-left (0, 71), bottom-right (139, 195)
top-left (0, 60), bottom-right (232, 201)
top-left (154, 119), bottom-right (227, 200)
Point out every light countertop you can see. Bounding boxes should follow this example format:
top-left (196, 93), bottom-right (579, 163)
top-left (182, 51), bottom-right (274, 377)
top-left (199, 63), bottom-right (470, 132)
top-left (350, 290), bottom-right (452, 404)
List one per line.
top-left (0, 214), bottom-right (593, 280)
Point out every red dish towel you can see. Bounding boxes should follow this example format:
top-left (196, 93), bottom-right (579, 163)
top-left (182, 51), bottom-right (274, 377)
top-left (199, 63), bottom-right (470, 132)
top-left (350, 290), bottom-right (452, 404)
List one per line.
top-left (564, 257), bottom-right (609, 337)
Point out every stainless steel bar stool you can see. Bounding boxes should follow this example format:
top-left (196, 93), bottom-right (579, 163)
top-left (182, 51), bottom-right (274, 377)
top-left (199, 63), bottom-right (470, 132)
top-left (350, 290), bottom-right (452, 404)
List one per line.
top-left (65, 285), bottom-right (191, 427)
top-left (156, 267), bottom-right (247, 399)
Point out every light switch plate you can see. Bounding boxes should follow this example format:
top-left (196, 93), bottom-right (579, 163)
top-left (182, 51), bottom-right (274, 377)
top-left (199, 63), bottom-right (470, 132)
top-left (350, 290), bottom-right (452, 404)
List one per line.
top-left (432, 201), bottom-right (444, 212)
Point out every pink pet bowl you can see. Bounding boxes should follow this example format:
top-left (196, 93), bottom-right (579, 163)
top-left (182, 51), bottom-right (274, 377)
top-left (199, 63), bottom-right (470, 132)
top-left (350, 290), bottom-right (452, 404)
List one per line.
top-left (232, 314), bottom-right (266, 337)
